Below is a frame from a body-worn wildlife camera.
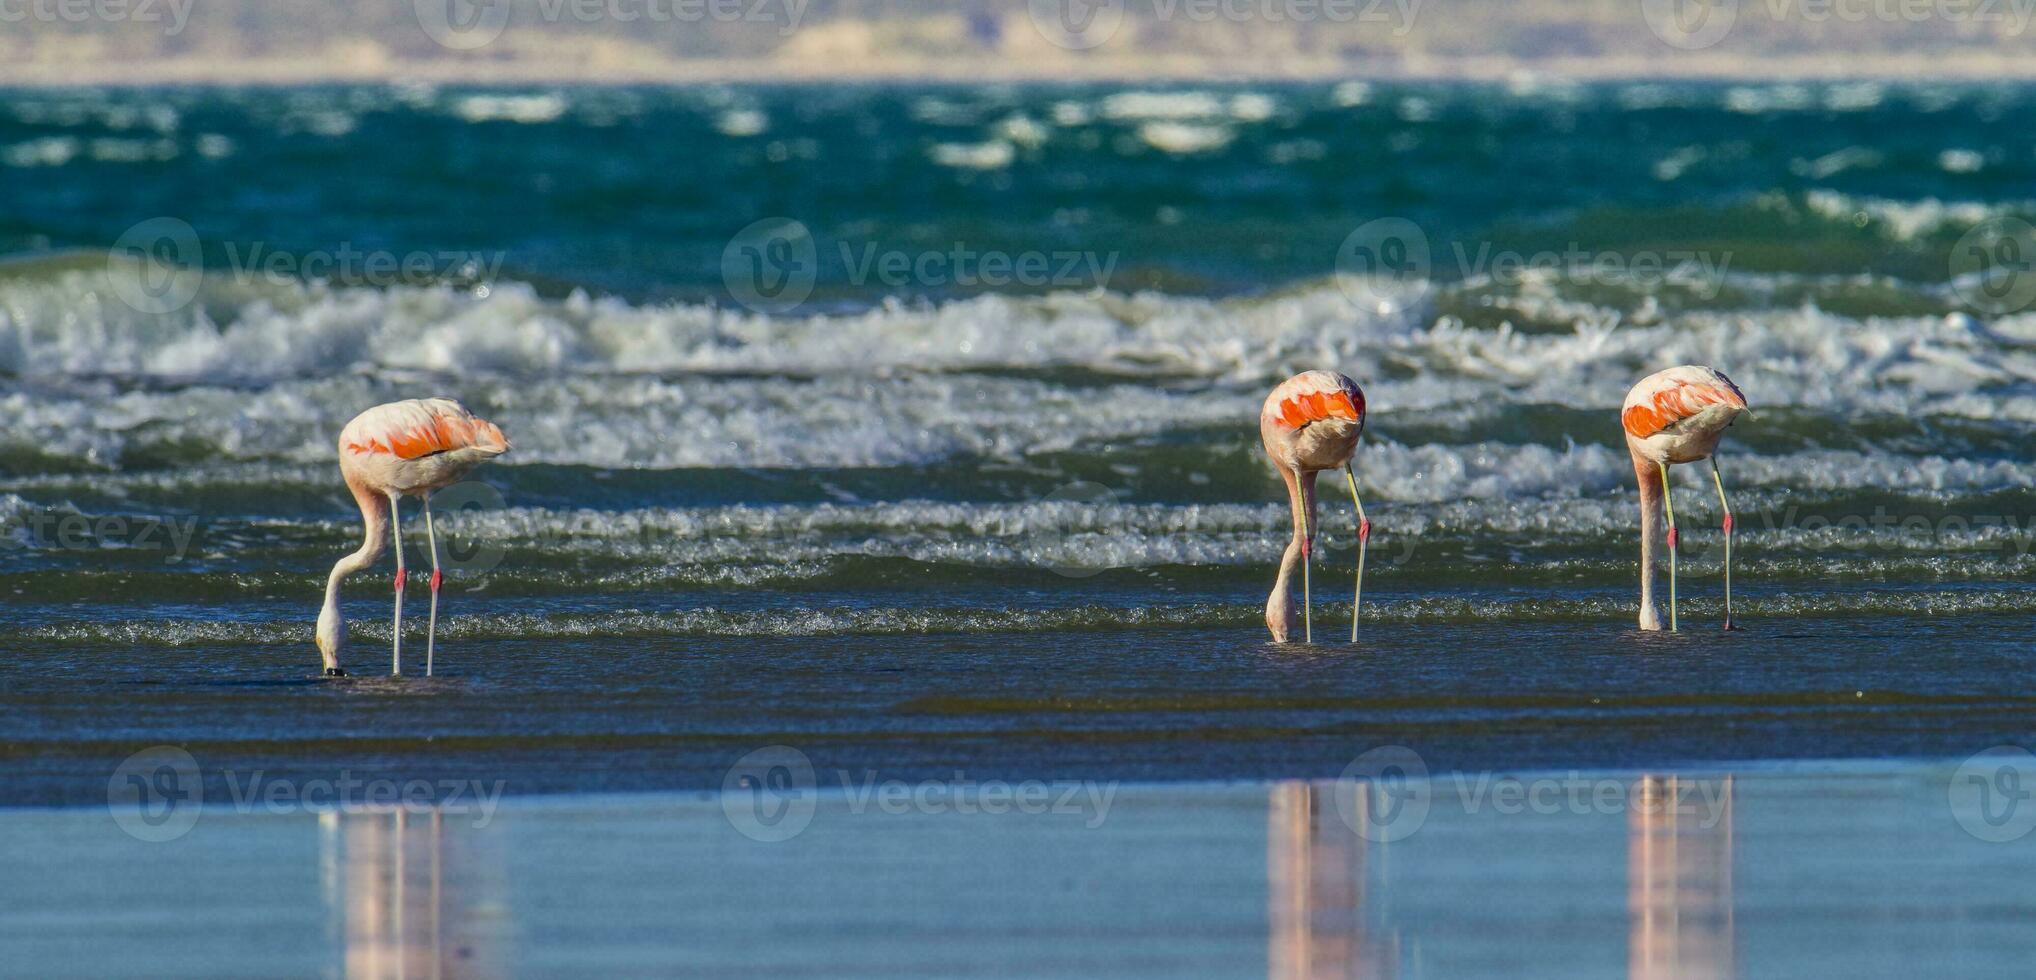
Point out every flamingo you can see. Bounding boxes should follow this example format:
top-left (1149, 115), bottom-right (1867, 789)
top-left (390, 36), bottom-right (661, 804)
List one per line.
top-left (315, 398), bottom-right (510, 677)
top-left (1622, 366), bottom-right (1749, 632)
top-left (1260, 370), bottom-right (1372, 644)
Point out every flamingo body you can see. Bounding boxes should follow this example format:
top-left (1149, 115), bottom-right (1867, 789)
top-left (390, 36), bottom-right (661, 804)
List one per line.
top-left (1260, 371), bottom-right (1368, 643)
top-left (1624, 366), bottom-right (1747, 632)
top-left (316, 398), bottom-right (509, 675)
top-left (338, 398), bottom-right (511, 497)
top-left (1623, 365), bottom-right (1747, 465)
top-left (1260, 371), bottom-right (1366, 473)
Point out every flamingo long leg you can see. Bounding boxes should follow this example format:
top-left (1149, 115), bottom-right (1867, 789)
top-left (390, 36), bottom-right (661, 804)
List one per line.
top-left (1659, 463), bottom-right (1678, 633)
top-left (424, 494), bottom-right (440, 677)
top-left (1302, 503), bottom-right (1313, 645)
top-left (390, 492), bottom-right (405, 675)
top-left (1345, 464), bottom-right (1370, 642)
top-left (1711, 457), bottom-right (1735, 630)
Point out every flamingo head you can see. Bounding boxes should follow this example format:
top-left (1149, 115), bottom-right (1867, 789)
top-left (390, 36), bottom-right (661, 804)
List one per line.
top-left (1265, 584), bottom-right (1294, 643)
top-left (316, 599), bottom-right (344, 668)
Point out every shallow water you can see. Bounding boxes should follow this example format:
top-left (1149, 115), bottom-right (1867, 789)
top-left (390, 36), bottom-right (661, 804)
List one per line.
top-left (7, 618), bottom-right (2035, 806)
top-left (7, 764), bottom-right (2034, 978)
top-left (3, 77), bottom-right (2035, 975)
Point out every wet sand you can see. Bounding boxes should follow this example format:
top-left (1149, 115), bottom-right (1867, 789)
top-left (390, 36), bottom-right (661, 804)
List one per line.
top-left (6, 761), bottom-right (2032, 977)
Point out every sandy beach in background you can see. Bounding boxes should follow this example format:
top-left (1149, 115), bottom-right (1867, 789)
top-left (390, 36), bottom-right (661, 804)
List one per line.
top-left (9, 0), bottom-right (2036, 87)
top-left (8, 51), bottom-right (2036, 87)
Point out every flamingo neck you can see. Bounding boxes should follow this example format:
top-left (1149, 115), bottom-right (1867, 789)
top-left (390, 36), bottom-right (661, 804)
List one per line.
top-left (317, 485), bottom-right (390, 666)
top-left (1266, 466), bottom-right (1317, 640)
top-left (1633, 451), bottom-right (1664, 628)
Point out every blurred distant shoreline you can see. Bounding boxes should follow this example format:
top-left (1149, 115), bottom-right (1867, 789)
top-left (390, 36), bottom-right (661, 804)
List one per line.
top-left (8, 0), bottom-right (2036, 87)
top-left (7, 54), bottom-right (2036, 87)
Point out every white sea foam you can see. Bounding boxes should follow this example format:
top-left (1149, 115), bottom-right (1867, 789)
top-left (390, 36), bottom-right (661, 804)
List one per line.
top-left (1137, 122), bottom-right (1234, 155)
top-left (2, 266), bottom-right (2034, 478)
top-left (1799, 190), bottom-right (2006, 240)
top-left (451, 94), bottom-right (568, 125)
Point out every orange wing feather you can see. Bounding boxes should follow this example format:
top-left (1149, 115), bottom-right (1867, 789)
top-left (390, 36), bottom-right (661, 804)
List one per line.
top-left (344, 403), bottom-right (506, 459)
top-left (1275, 389), bottom-right (1364, 430)
top-left (1622, 381), bottom-right (1745, 439)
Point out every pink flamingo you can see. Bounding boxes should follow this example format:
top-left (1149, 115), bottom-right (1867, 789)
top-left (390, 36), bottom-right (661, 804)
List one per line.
top-left (1623, 366), bottom-right (1749, 632)
top-left (1260, 370), bottom-right (1372, 644)
top-left (315, 398), bottom-right (510, 676)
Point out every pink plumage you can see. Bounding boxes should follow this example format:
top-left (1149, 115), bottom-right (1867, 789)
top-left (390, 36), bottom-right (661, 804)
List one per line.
top-left (317, 398), bottom-right (510, 677)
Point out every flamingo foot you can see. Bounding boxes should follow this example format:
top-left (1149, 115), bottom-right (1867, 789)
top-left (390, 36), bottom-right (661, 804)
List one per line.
top-left (324, 667), bottom-right (348, 677)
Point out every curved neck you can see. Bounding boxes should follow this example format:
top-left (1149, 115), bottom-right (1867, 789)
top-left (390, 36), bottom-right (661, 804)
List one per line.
top-left (1269, 467), bottom-right (1317, 626)
top-left (1633, 451), bottom-right (1663, 616)
top-left (318, 485), bottom-right (390, 658)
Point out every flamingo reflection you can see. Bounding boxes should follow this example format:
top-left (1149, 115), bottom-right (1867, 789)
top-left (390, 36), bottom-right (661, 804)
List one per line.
top-left (1628, 775), bottom-right (1736, 980)
top-left (319, 808), bottom-right (509, 979)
